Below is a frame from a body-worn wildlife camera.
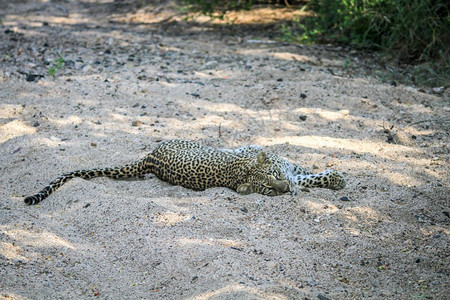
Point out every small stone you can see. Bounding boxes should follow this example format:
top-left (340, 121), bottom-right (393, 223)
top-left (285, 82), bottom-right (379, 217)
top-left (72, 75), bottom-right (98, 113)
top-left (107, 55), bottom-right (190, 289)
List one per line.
top-left (26, 74), bottom-right (43, 82)
top-left (276, 78), bottom-right (283, 82)
top-left (205, 60), bottom-right (218, 67)
top-left (305, 278), bottom-right (316, 286)
top-left (300, 93), bottom-right (307, 99)
top-left (432, 86), bottom-right (444, 94)
top-left (191, 93), bottom-right (200, 98)
top-left (82, 65), bottom-right (91, 72)
top-left (318, 294), bottom-right (330, 300)
top-left (340, 196), bottom-right (350, 201)
top-left (299, 115), bottom-right (307, 121)
top-left (84, 203), bottom-right (91, 208)
top-left (340, 109), bottom-right (349, 116)
top-left (240, 207), bottom-right (248, 213)
top-left (132, 121), bottom-right (143, 127)
top-left (90, 142), bottom-right (97, 147)
top-left (33, 121), bottom-right (40, 127)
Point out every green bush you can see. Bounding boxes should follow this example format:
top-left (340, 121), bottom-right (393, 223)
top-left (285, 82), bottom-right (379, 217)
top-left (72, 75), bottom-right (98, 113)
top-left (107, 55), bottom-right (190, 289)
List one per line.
top-left (182, 0), bottom-right (449, 85)
top-left (181, 0), bottom-right (254, 18)
top-left (301, 0), bottom-right (449, 63)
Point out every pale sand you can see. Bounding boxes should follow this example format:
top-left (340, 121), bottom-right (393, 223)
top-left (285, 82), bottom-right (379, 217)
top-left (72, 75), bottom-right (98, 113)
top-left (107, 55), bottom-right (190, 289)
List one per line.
top-left (1, 1), bottom-right (449, 299)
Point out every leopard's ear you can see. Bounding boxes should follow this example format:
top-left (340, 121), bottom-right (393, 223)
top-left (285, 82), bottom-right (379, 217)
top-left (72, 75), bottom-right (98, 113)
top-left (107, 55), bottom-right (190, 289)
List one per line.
top-left (237, 183), bottom-right (253, 195)
top-left (256, 151), bottom-right (271, 167)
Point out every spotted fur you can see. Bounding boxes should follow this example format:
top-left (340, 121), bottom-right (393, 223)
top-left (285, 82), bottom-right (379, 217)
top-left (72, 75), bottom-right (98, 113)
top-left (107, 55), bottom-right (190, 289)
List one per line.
top-left (24, 140), bottom-right (345, 205)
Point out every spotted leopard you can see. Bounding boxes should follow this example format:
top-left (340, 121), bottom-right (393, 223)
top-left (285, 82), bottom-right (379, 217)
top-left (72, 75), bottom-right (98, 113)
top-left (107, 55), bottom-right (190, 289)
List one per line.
top-left (24, 139), bottom-right (346, 205)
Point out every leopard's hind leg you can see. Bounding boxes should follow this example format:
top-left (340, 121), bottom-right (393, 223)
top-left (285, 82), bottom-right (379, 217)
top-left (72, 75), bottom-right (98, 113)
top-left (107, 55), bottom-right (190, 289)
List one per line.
top-left (24, 156), bottom-right (153, 205)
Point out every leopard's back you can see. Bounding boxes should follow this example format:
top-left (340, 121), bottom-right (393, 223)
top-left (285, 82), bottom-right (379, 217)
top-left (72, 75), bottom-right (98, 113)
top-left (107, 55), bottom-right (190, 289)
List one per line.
top-left (147, 140), bottom-right (251, 191)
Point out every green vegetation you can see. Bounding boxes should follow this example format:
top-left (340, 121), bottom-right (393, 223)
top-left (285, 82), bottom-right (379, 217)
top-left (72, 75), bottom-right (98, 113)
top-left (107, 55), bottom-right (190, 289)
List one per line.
top-left (298, 0), bottom-right (448, 62)
top-left (48, 57), bottom-right (65, 77)
top-left (292, 0), bottom-right (449, 86)
top-left (181, 0), bottom-right (254, 18)
top-left (183, 0), bottom-right (449, 87)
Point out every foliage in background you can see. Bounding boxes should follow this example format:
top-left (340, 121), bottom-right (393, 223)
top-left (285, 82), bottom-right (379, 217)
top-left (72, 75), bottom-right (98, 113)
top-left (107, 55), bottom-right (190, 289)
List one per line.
top-left (182, 0), bottom-right (449, 86)
top-left (181, 0), bottom-right (255, 18)
top-left (300, 0), bottom-right (449, 62)
top-left (294, 0), bottom-right (450, 86)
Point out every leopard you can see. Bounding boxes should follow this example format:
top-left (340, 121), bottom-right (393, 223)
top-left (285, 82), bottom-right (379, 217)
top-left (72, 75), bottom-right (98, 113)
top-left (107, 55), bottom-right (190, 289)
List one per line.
top-left (24, 139), bottom-right (346, 205)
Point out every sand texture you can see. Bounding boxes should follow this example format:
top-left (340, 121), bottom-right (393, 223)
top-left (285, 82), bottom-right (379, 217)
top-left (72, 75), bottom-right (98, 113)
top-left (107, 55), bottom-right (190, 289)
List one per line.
top-left (1, 1), bottom-right (449, 299)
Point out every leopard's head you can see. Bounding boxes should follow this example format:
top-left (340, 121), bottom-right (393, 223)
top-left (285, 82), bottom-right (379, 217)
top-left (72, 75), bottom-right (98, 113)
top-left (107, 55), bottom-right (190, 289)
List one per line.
top-left (237, 151), bottom-right (295, 196)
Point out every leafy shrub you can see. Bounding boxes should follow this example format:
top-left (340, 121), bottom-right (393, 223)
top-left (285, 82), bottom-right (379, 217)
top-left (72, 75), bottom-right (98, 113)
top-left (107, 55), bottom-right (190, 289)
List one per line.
top-left (300, 0), bottom-right (449, 63)
top-left (181, 0), bottom-right (255, 18)
top-left (182, 0), bottom-right (449, 85)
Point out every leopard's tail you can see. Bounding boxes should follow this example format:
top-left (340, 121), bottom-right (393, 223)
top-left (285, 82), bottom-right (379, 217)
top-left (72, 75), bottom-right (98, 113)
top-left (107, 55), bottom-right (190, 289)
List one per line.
top-left (24, 157), bottom-right (152, 205)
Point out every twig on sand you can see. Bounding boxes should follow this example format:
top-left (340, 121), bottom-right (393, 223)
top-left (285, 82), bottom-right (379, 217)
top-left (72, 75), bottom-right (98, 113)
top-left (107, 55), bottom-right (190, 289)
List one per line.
top-left (409, 118), bottom-right (450, 126)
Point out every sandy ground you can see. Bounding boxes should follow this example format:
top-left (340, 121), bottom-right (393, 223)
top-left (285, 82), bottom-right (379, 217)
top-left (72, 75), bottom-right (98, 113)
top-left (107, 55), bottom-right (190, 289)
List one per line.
top-left (1, 1), bottom-right (449, 299)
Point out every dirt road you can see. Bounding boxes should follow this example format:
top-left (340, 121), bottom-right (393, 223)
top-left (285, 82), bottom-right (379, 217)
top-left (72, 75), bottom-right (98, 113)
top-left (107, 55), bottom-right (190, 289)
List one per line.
top-left (1, 1), bottom-right (449, 299)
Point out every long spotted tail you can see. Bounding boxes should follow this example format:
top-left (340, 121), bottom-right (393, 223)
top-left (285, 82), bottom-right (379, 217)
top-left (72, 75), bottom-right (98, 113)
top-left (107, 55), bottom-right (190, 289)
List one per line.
top-left (24, 157), bottom-right (152, 205)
